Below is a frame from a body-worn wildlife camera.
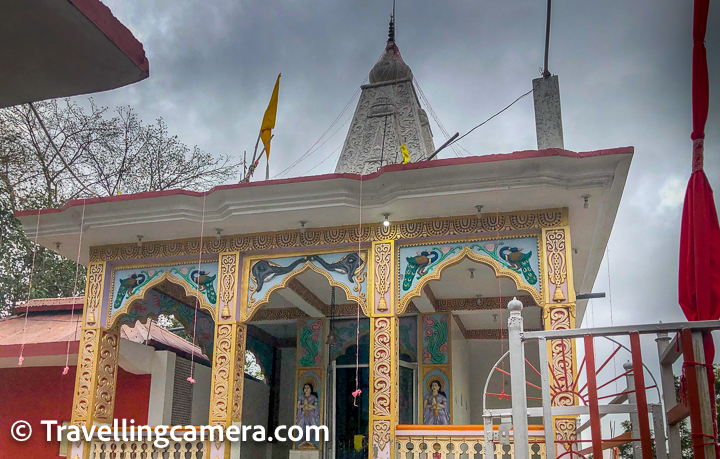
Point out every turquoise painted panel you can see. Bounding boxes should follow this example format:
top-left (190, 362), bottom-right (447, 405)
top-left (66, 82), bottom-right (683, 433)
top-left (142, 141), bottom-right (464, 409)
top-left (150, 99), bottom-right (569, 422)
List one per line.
top-left (298, 318), bottom-right (324, 368)
top-left (422, 313), bottom-right (449, 365)
top-left (111, 261), bottom-right (219, 315)
top-left (249, 252), bottom-right (366, 308)
top-left (399, 236), bottom-right (540, 294)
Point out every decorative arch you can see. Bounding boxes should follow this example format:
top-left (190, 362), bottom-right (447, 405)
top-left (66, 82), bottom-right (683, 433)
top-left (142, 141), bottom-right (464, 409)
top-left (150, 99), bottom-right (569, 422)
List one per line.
top-left (243, 250), bottom-right (368, 321)
top-left (114, 286), bottom-right (216, 357)
top-left (397, 236), bottom-right (543, 315)
top-left (107, 271), bottom-right (217, 327)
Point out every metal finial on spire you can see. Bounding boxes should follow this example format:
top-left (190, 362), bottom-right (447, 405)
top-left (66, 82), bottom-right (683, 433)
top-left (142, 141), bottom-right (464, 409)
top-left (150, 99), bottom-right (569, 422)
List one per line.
top-left (388, 15), bottom-right (395, 43)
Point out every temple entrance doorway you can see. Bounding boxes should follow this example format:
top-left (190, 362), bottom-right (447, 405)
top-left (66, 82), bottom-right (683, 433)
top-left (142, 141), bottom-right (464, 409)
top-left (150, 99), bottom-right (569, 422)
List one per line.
top-left (329, 363), bottom-right (369, 459)
top-left (326, 332), bottom-right (418, 459)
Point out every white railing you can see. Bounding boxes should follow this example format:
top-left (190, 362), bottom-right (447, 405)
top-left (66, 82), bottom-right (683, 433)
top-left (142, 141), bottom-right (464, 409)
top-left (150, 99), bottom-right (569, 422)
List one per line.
top-left (396, 426), bottom-right (547, 459)
top-left (90, 435), bottom-right (207, 459)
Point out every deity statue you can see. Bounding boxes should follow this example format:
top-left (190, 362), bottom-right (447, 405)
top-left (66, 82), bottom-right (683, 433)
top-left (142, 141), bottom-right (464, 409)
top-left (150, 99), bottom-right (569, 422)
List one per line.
top-left (296, 381), bottom-right (320, 448)
top-left (423, 379), bottom-right (450, 425)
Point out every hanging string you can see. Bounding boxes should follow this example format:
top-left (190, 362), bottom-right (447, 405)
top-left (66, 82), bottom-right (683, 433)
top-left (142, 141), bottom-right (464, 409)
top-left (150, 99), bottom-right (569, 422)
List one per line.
top-left (493, 160), bottom-right (507, 397)
top-left (63, 199), bottom-right (86, 375)
top-left (600, 181), bottom-right (619, 392)
top-left (18, 208), bottom-right (42, 366)
top-left (187, 192), bottom-right (208, 384)
top-left (351, 173), bottom-right (364, 407)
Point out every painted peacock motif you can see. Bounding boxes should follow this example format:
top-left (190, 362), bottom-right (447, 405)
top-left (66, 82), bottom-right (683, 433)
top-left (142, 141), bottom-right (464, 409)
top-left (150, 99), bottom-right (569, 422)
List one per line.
top-left (113, 273), bottom-right (147, 310)
top-left (499, 246), bottom-right (538, 285)
top-left (191, 269), bottom-right (217, 304)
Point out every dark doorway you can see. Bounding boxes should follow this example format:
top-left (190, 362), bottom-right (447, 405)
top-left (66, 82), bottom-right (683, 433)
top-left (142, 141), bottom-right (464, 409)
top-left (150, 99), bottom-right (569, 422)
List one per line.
top-left (334, 366), bottom-right (369, 459)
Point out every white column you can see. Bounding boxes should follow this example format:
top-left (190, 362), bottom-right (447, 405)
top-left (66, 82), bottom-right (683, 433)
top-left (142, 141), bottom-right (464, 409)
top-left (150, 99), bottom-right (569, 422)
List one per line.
top-left (624, 361), bottom-right (642, 458)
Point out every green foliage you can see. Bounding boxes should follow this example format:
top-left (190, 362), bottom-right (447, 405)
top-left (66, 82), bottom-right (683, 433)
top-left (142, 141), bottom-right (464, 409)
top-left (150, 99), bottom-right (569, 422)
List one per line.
top-left (0, 205), bottom-right (83, 315)
top-left (0, 98), bottom-right (239, 314)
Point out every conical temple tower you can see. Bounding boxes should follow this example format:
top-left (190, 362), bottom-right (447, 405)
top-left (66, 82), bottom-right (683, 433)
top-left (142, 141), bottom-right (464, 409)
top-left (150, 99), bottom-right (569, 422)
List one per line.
top-left (334, 19), bottom-right (435, 174)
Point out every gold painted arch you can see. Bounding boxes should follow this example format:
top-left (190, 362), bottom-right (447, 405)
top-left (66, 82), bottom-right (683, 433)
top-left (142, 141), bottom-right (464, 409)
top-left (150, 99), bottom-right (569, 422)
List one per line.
top-left (107, 272), bottom-right (217, 329)
top-left (397, 246), bottom-right (542, 315)
top-left (244, 255), bottom-right (369, 322)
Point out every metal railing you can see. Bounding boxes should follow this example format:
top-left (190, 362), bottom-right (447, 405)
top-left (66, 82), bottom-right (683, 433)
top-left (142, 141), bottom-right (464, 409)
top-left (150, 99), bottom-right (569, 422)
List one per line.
top-left (496, 297), bottom-right (720, 459)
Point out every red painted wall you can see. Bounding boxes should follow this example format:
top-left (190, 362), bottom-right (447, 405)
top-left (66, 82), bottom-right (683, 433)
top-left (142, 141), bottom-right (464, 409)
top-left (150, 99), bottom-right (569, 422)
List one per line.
top-left (0, 365), bottom-right (151, 459)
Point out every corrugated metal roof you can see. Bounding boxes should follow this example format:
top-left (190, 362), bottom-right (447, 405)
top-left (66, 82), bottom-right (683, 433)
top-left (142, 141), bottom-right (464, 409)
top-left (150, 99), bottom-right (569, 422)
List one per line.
top-left (0, 307), bottom-right (206, 360)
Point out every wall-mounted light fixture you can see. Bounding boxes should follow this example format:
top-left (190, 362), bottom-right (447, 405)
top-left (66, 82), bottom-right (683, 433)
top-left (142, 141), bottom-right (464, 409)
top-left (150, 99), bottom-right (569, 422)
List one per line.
top-left (383, 213), bottom-right (390, 227)
top-left (476, 205), bottom-right (483, 220)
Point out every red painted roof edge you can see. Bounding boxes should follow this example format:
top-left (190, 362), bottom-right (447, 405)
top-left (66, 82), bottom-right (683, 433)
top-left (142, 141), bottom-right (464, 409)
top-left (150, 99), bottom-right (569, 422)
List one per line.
top-left (14, 146), bottom-right (633, 218)
top-left (15, 297), bottom-right (85, 313)
top-left (68, 0), bottom-right (149, 75)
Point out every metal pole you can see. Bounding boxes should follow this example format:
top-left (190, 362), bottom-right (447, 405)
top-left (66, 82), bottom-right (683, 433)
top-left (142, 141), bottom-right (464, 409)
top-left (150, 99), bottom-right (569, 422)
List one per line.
top-left (507, 298), bottom-right (529, 459)
top-left (623, 361), bottom-right (643, 458)
top-left (543, 0), bottom-right (552, 77)
top-left (427, 132), bottom-right (459, 160)
top-left (629, 332), bottom-right (654, 459)
top-left (538, 337), bottom-right (556, 459)
top-left (655, 332), bottom-right (682, 458)
top-left (483, 414), bottom-right (495, 458)
top-left (584, 335), bottom-right (603, 458)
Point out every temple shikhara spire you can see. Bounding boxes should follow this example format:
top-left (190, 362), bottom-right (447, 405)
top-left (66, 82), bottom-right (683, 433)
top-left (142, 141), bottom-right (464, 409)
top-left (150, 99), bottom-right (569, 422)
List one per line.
top-left (334, 17), bottom-right (435, 174)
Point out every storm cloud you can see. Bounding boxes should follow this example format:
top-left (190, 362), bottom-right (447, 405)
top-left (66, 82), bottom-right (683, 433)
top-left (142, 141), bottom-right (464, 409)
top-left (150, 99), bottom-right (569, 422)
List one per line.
top-left (87, 0), bottom-right (719, 338)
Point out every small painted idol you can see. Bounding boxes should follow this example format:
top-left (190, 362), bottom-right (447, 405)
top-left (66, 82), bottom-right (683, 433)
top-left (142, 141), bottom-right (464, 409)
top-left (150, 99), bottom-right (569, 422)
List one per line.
top-left (296, 382), bottom-right (320, 429)
top-left (423, 379), bottom-right (450, 425)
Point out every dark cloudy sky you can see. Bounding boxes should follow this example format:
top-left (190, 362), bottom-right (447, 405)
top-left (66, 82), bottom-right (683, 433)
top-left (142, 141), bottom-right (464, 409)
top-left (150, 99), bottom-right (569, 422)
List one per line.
top-left (89, 0), bottom-right (719, 346)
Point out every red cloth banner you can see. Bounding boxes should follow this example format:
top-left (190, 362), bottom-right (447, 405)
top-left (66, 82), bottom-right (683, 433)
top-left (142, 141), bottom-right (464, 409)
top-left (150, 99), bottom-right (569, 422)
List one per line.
top-left (679, 1), bottom-right (719, 457)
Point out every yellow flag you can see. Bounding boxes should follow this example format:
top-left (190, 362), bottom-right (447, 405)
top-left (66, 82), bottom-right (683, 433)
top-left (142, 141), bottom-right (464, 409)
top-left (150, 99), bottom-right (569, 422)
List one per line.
top-left (400, 144), bottom-right (410, 164)
top-left (260, 73), bottom-right (281, 159)
top-left (354, 435), bottom-right (364, 452)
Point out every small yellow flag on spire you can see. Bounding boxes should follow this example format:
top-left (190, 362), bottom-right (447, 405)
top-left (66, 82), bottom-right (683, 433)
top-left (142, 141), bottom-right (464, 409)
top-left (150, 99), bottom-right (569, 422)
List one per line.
top-left (400, 143), bottom-right (410, 164)
top-left (260, 73), bottom-right (281, 159)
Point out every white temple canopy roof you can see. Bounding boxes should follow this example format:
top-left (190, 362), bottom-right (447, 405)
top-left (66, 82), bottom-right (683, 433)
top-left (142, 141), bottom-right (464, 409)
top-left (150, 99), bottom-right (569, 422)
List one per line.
top-left (16, 148), bottom-right (633, 310)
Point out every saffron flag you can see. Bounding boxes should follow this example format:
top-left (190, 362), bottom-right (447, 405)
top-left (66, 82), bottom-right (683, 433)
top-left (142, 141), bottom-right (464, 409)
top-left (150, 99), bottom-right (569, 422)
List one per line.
top-left (260, 73), bottom-right (281, 159)
top-left (400, 143), bottom-right (410, 164)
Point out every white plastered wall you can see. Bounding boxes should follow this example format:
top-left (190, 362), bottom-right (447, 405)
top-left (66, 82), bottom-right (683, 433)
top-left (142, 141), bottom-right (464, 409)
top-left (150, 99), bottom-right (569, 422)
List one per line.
top-left (468, 339), bottom-right (543, 425)
top-left (119, 339), bottom-right (212, 426)
top-left (451, 317), bottom-right (471, 424)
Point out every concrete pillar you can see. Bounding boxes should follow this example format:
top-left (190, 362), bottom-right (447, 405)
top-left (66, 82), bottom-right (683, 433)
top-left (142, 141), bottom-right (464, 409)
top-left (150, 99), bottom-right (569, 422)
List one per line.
top-left (148, 351), bottom-right (176, 425)
top-left (533, 76), bottom-right (564, 150)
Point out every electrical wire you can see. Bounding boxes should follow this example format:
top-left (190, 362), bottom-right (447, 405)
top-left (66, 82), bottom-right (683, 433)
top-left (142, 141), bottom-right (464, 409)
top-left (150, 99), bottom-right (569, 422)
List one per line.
top-left (64, 199), bottom-right (86, 375)
top-left (447, 89), bottom-right (533, 150)
top-left (413, 77), bottom-right (465, 158)
top-left (187, 192), bottom-right (207, 384)
top-left (298, 145), bottom-right (343, 177)
top-left (18, 209), bottom-right (41, 366)
top-left (273, 81), bottom-right (365, 179)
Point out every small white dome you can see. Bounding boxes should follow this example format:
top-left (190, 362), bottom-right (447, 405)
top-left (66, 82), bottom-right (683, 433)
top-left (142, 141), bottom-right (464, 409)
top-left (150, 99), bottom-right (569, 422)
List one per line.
top-left (369, 43), bottom-right (413, 84)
